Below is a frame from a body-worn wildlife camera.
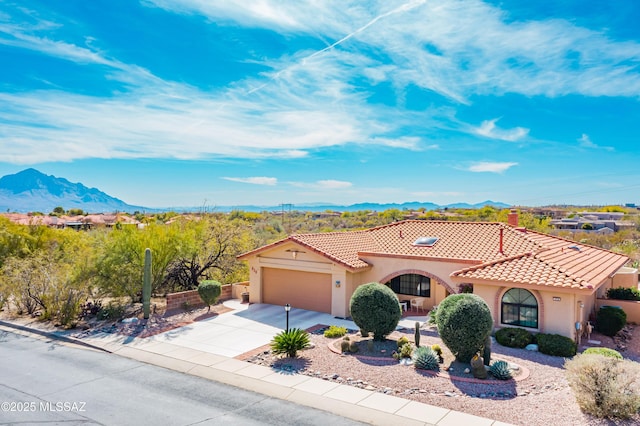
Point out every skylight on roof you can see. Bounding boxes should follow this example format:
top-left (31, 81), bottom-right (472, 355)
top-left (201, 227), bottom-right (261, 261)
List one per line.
top-left (414, 236), bottom-right (439, 247)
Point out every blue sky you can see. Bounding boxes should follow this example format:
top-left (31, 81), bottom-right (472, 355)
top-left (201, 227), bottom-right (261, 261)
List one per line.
top-left (1, 0), bottom-right (640, 209)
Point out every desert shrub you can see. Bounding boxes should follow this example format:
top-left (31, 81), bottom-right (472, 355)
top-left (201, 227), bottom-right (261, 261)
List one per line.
top-left (606, 287), bottom-right (640, 301)
top-left (495, 327), bottom-right (533, 348)
top-left (583, 347), bottom-right (623, 359)
top-left (270, 328), bottom-right (310, 358)
top-left (596, 306), bottom-right (627, 337)
top-left (197, 280), bottom-right (222, 311)
top-left (565, 354), bottom-right (640, 419)
top-left (97, 301), bottom-right (127, 321)
top-left (436, 294), bottom-right (493, 363)
top-left (323, 325), bottom-right (347, 338)
top-left (413, 346), bottom-right (439, 370)
top-left (537, 333), bottom-right (577, 357)
top-left (349, 282), bottom-right (401, 341)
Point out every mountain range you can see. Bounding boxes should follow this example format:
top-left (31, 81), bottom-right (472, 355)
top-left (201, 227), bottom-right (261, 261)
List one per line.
top-left (0, 169), bottom-right (511, 214)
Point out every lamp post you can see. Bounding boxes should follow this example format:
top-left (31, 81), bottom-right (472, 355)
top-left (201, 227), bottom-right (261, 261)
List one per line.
top-left (284, 304), bottom-right (291, 332)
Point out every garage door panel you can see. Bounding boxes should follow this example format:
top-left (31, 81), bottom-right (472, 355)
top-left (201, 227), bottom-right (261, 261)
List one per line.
top-left (262, 268), bottom-right (331, 313)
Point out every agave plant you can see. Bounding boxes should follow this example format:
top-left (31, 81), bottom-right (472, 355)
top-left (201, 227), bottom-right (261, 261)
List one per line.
top-left (270, 328), bottom-right (311, 358)
top-left (413, 346), bottom-right (440, 371)
top-left (490, 360), bottom-right (512, 380)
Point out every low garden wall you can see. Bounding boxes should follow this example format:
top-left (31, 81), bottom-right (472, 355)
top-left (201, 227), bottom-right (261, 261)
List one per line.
top-left (166, 283), bottom-right (232, 311)
top-left (596, 298), bottom-right (640, 324)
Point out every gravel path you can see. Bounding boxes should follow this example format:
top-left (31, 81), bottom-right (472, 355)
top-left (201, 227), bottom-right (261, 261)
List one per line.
top-left (243, 324), bottom-right (640, 426)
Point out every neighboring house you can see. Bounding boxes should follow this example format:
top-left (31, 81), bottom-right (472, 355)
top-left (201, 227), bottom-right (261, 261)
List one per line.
top-left (549, 211), bottom-right (635, 233)
top-left (238, 211), bottom-right (634, 340)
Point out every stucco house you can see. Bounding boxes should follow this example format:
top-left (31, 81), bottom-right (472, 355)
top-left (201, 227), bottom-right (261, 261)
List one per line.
top-left (238, 211), bottom-right (633, 339)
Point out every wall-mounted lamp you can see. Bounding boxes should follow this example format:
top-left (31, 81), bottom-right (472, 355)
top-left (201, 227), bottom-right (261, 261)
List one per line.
top-left (578, 301), bottom-right (584, 309)
top-left (285, 249), bottom-right (306, 259)
top-left (335, 280), bottom-right (341, 288)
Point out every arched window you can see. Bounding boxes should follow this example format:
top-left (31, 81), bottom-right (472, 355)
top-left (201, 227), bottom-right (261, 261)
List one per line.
top-left (386, 274), bottom-right (430, 297)
top-left (501, 288), bottom-right (538, 328)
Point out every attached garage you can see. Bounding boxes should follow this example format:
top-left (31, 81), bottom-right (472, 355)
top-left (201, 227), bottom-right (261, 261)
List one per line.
top-left (262, 268), bottom-right (332, 313)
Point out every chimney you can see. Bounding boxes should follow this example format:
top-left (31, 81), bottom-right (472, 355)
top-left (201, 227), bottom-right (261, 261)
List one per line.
top-left (507, 209), bottom-right (519, 227)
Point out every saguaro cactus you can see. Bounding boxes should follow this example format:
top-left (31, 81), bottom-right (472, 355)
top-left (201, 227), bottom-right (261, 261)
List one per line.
top-left (143, 248), bottom-right (152, 319)
top-left (414, 321), bottom-right (421, 347)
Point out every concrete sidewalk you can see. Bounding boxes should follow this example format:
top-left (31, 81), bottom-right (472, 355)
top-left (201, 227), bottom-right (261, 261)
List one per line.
top-left (0, 305), bottom-right (514, 426)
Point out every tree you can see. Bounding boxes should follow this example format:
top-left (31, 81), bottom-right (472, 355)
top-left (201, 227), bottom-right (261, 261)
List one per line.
top-left (197, 280), bottom-right (222, 311)
top-left (163, 217), bottom-right (254, 291)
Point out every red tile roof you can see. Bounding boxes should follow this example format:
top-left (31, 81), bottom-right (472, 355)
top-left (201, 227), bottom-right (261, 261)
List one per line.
top-left (239, 220), bottom-right (628, 289)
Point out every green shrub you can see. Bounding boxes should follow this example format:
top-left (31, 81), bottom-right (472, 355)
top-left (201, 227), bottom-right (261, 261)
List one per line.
top-left (565, 354), bottom-right (640, 419)
top-left (323, 325), bottom-right (347, 338)
top-left (436, 294), bottom-right (493, 363)
top-left (413, 346), bottom-right (439, 370)
top-left (596, 306), bottom-right (627, 337)
top-left (349, 282), bottom-right (401, 341)
top-left (583, 347), bottom-right (623, 359)
top-left (197, 280), bottom-right (222, 311)
top-left (606, 287), bottom-right (640, 301)
top-left (270, 328), bottom-right (310, 358)
top-left (537, 333), bottom-right (577, 357)
top-left (97, 302), bottom-right (126, 321)
top-left (495, 327), bottom-right (533, 348)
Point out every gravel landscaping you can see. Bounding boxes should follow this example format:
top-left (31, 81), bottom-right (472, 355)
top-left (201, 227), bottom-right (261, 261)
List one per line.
top-left (241, 323), bottom-right (640, 426)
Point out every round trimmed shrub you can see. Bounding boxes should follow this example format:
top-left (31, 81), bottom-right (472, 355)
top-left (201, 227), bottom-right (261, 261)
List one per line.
top-left (583, 347), bottom-right (623, 359)
top-left (495, 327), bottom-right (533, 348)
top-left (197, 280), bottom-right (222, 311)
top-left (596, 306), bottom-right (627, 337)
top-left (537, 333), bottom-right (577, 357)
top-left (349, 282), bottom-right (401, 341)
top-left (436, 294), bottom-right (493, 363)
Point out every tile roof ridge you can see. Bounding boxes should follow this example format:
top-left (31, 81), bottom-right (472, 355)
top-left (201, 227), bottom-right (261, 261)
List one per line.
top-left (453, 252), bottom-right (534, 275)
top-left (524, 229), bottom-right (629, 256)
top-left (364, 219), bottom-right (507, 233)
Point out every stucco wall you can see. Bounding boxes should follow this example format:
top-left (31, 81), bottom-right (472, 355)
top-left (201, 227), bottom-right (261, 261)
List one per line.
top-left (474, 284), bottom-right (586, 339)
top-left (357, 255), bottom-right (468, 311)
top-left (596, 299), bottom-right (640, 324)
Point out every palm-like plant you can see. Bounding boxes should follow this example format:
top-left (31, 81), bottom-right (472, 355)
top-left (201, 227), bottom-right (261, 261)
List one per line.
top-left (270, 328), bottom-right (310, 357)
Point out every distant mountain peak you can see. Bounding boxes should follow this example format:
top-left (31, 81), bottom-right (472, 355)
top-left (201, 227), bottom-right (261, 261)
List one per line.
top-left (0, 168), bottom-right (144, 213)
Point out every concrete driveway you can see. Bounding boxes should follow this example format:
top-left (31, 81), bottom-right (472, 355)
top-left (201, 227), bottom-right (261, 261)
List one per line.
top-left (149, 301), bottom-right (426, 358)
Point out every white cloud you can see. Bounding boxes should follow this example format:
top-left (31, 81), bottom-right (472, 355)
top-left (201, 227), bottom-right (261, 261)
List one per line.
top-left (222, 176), bottom-right (278, 185)
top-left (289, 180), bottom-right (353, 189)
top-left (1, 0), bottom-right (639, 165)
top-left (578, 134), bottom-right (614, 151)
top-left (316, 180), bottom-right (353, 189)
top-left (474, 119), bottom-right (529, 142)
top-left (468, 162), bottom-right (518, 173)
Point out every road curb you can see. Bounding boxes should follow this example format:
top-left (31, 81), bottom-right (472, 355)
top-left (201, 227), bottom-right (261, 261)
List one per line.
top-left (0, 319), bottom-right (112, 353)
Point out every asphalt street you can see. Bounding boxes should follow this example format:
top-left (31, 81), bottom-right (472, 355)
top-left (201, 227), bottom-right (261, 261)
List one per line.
top-left (0, 329), bottom-right (365, 425)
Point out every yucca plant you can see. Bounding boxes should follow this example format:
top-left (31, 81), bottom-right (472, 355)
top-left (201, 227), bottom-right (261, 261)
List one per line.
top-left (271, 328), bottom-right (311, 358)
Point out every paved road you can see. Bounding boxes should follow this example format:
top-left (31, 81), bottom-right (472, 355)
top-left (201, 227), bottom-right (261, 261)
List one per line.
top-left (0, 329), bottom-right (365, 425)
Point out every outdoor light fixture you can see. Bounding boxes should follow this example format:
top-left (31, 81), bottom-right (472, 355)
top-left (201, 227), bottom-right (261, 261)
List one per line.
top-left (285, 249), bottom-right (305, 260)
top-left (284, 303), bottom-right (291, 332)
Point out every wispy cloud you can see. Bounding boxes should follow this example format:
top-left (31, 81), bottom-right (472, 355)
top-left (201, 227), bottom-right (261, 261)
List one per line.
top-left (578, 134), bottom-right (614, 151)
top-left (222, 177), bottom-right (278, 185)
top-left (289, 180), bottom-right (353, 189)
top-left (468, 162), bottom-right (518, 173)
top-left (1, 0), bottom-right (640, 166)
top-left (474, 119), bottom-right (529, 142)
